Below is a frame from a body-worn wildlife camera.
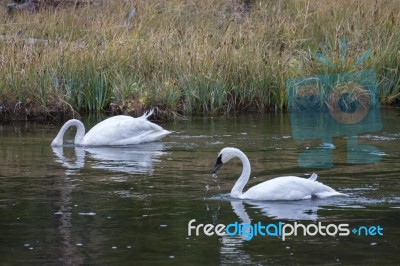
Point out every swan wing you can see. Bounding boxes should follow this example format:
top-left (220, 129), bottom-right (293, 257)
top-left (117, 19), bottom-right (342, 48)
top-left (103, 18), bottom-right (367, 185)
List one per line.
top-left (82, 115), bottom-right (170, 146)
top-left (242, 176), bottom-right (343, 201)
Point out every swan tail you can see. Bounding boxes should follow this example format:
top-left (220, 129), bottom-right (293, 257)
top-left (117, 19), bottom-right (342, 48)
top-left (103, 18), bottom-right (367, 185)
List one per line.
top-left (140, 109), bottom-right (154, 119)
top-left (308, 173), bottom-right (318, 181)
top-left (314, 191), bottom-right (348, 198)
top-left (131, 129), bottom-right (170, 144)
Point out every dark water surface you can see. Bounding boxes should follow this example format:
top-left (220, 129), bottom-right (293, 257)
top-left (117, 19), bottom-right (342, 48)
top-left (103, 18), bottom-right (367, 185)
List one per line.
top-left (1, 108), bottom-right (399, 265)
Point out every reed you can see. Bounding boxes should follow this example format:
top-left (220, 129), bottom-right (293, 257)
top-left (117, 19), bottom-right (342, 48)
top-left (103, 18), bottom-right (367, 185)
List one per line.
top-left (0, 0), bottom-right (399, 120)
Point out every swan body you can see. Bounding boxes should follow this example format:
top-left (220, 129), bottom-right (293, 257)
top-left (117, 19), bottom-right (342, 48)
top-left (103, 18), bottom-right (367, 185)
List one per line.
top-left (212, 147), bottom-right (347, 201)
top-left (51, 110), bottom-right (170, 146)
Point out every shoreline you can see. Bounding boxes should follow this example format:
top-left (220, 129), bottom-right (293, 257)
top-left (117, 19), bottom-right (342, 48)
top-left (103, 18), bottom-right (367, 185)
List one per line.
top-left (0, 99), bottom-right (397, 123)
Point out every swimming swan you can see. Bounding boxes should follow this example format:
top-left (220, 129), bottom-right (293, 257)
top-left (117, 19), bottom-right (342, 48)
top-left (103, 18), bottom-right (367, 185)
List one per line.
top-left (51, 110), bottom-right (170, 146)
top-left (212, 147), bottom-right (347, 200)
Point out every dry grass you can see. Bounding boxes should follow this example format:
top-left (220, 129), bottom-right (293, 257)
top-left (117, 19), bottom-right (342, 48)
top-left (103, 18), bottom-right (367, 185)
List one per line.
top-left (0, 0), bottom-right (399, 120)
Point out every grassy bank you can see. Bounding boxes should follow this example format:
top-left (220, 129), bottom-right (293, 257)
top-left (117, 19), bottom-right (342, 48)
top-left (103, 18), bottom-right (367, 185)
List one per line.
top-left (0, 0), bottom-right (399, 121)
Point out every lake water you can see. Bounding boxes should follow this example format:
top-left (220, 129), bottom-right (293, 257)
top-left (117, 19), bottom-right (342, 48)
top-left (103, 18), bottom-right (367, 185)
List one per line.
top-left (0, 108), bottom-right (399, 265)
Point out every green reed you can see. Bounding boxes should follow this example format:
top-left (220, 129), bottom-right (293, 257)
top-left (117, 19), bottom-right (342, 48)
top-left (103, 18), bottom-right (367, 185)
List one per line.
top-left (0, 0), bottom-right (399, 120)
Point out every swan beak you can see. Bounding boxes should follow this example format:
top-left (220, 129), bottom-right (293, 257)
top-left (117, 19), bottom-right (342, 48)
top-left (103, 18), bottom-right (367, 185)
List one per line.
top-left (212, 155), bottom-right (223, 174)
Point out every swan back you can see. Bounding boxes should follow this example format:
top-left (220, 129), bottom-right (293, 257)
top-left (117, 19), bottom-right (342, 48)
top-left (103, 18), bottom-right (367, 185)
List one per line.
top-left (243, 175), bottom-right (344, 200)
top-left (82, 115), bottom-right (170, 146)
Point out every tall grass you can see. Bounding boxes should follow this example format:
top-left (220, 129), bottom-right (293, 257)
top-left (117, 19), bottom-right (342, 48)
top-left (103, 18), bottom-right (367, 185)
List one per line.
top-left (0, 0), bottom-right (399, 120)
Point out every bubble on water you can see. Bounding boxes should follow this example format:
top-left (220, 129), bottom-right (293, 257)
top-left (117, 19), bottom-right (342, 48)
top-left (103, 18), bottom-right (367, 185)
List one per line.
top-left (160, 224), bottom-right (168, 228)
top-left (112, 246), bottom-right (117, 249)
top-left (79, 212), bottom-right (96, 216)
top-left (76, 243), bottom-right (83, 247)
top-left (169, 255), bottom-right (175, 259)
top-left (209, 141), bottom-right (224, 145)
top-left (54, 211), bottom-right (63, 215)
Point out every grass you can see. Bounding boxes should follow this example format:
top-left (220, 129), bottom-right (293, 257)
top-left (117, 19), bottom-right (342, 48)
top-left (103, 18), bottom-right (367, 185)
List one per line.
top-left (0, 0), bottom-right (399, 121)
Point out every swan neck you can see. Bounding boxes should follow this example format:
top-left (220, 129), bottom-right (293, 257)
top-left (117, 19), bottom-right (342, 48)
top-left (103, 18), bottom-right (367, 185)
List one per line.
top-left (51, 119), bottom-right (85, 146)
top-left (230, 150), bottom-right (251, 198)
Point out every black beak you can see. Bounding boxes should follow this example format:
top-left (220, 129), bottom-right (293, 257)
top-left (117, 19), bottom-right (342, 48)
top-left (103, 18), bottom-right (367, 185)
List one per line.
top-left (212, 155), bottom-right (223, 174)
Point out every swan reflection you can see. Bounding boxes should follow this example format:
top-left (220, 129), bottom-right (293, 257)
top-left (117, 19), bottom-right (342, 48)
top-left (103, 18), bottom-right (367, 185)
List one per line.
top-left (207, 194), bottom-right (349, 265)
top-left (244, 199), bottom-right (321, 221)
top-left (217, 200), bottom-right (252, 266)
top-left (52, 142), bottom-right (167, 175)
top-left (210, 193), bottom-right (346, 221)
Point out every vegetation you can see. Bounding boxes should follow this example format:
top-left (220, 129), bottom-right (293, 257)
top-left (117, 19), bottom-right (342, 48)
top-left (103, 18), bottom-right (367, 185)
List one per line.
top-left (0, 0), bottom-right (399, 121)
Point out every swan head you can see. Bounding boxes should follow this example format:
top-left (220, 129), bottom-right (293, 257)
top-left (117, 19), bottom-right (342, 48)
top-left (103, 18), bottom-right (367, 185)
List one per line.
top-left (212, 147), bottom-right (241, 174)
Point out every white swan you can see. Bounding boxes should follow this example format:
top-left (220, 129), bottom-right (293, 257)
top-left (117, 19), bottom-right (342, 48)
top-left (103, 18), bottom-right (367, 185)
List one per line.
top-left (51, 110), bottom-right (170, 146)
top-left (212, 147), bottom-right (347, 200)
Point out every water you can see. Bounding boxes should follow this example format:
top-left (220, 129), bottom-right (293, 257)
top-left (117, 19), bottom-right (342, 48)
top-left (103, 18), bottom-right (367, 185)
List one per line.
top-left (1, 108), bottom-right (399, 265)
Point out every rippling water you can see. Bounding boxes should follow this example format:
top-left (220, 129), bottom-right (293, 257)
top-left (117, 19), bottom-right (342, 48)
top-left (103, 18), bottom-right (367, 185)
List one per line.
top-left (0, 108), bottom-right (399, 265)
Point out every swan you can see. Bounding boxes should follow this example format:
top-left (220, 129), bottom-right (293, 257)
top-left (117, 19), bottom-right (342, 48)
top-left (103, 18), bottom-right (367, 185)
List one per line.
top-left (212, 147), bottom-right (347, 200)
top-left (51, 110), bottom-right (170, 146)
